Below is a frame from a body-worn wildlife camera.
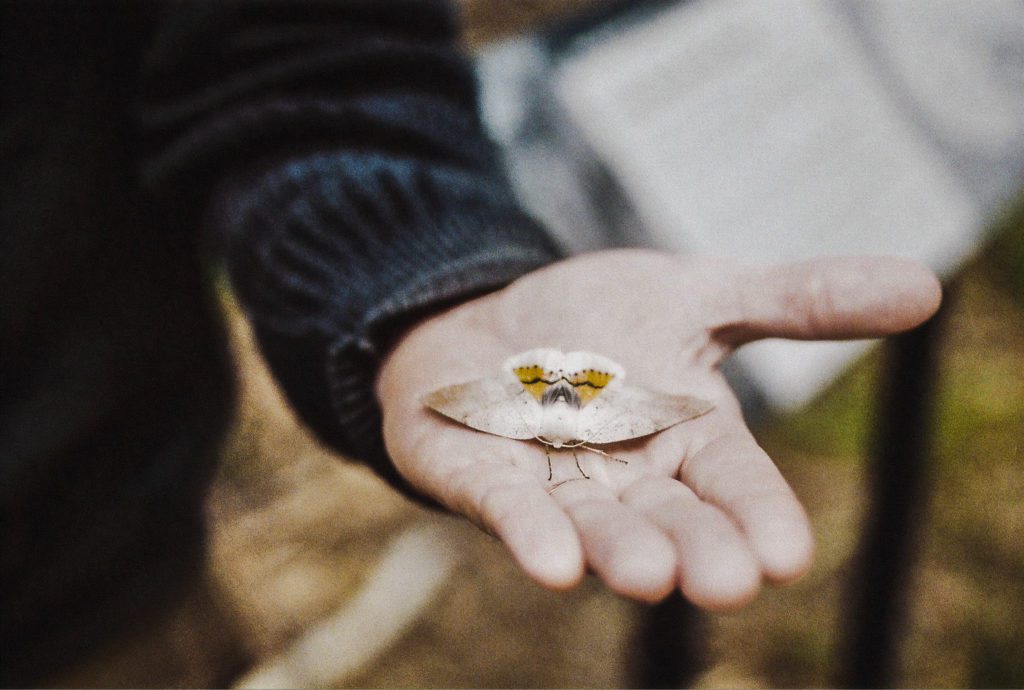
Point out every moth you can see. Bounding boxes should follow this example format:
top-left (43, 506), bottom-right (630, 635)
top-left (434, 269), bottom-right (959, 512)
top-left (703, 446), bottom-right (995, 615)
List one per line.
top-left (422, 348), bottom-right (714, 480)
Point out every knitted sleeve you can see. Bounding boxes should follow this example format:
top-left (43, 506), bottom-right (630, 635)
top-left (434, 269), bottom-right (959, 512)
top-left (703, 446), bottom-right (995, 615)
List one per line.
top-left (139, 1), bottom-right (562, 489)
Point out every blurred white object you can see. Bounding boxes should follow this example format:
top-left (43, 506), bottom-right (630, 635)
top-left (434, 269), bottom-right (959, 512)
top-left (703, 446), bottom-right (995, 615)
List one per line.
top-left (479, 0), bottom-right (1024, 411)
top-left (866, 0), bottom-right (1024, 159)
top-left (234, 520), bottom-right (461, 689)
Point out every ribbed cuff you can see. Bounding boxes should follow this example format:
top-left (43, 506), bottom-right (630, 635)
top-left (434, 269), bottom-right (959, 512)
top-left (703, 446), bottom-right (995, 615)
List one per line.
top-left (217, 150), bottom-right (562, 492)
top-left (326, 246), bottom-right (559, 491)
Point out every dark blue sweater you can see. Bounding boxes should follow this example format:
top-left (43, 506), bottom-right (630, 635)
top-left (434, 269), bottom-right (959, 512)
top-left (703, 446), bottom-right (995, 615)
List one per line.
top-left (0, 2), bottom-right (560, 683)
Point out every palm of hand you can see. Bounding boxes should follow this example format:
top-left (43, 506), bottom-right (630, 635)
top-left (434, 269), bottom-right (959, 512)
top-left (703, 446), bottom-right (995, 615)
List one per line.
top-left (376, 250), bottom-right (940, 609)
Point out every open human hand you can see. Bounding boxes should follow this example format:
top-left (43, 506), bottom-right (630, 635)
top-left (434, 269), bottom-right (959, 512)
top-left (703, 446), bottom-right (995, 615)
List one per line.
top-left (376, 250), bottom-right (941, 610)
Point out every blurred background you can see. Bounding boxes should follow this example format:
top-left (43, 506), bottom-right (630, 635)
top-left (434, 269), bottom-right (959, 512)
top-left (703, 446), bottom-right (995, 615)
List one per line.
top-left (64, 1), bottom-right (1022, 687)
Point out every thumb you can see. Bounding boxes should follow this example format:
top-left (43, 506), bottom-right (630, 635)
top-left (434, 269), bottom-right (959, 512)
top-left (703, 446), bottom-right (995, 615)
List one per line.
top-left (710, 256), bottom-right (942, 347)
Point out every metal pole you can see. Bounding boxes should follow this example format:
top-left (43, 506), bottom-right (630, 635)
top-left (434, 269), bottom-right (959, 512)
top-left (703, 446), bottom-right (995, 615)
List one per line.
top-left (633, 590), bottom-right (706, 688)
top-left (833, 291), bottom-right (949, 688)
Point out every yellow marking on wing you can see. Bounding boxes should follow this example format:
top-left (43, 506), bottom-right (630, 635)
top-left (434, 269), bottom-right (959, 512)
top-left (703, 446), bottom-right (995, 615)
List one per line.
top-left (513, 365), bottom-right (550, 402)
top-left (514, 365), bottom-right (616, 405)
top-left (568, 369), bottom-right (615, 406)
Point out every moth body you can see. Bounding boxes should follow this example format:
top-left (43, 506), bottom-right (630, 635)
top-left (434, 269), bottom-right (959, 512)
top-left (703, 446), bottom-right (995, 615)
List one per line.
top-left (537, 378), bottom-right (582, 447)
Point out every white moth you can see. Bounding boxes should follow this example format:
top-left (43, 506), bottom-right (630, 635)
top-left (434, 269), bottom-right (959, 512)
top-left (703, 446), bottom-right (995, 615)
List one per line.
top-left (422, 348), bottom-right (714, 480)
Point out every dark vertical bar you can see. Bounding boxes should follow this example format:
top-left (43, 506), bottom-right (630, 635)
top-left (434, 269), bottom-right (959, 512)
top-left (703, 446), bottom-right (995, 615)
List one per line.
top-left (833, 294), bottom-right (949, 688)
top-left (632, 591), bottom-right (706, 689)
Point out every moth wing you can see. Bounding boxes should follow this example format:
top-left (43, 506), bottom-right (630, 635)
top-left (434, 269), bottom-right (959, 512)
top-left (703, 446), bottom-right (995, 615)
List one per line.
top-left (422, 377), bottom-right (539, 440)
top-left (579, 387), bottom-right (714, 444)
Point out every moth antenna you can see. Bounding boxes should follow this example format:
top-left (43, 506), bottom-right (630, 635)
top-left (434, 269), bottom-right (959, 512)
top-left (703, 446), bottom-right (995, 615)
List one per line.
top-left (580, 445), bottom-right (628, 466)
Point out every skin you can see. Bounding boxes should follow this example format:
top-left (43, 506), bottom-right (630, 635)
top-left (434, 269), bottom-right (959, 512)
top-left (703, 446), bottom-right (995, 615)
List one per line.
top-left (376, 250), bottom-right (942, 611)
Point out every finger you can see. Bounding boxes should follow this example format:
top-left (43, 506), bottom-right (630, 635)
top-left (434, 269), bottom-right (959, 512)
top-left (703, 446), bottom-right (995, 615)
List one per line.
top-left (680, 429), bottom-right (815, 583)
top-left (550, 480), bottom-right (677, 602)
top-left (711, 256), bottom-right (942, 346)
top-left (440, 455), bottom-right (585, 590)
top-left (621, 477), bottom-right (762, 611)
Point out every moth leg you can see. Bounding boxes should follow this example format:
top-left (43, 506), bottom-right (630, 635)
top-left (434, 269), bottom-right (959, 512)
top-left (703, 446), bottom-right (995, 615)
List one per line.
top-left (547, 477), bottom-right (588, 495)
top-left (581, 444), bottom-right (628, 466)
top-left (571, 447), bottom-right (591, 479)
top-left (544, 445), bottom-right (553, 482)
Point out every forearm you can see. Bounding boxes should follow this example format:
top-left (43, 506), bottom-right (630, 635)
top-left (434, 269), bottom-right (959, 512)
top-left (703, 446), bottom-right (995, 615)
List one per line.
top-left (139, 1), bottom-right (561, 484)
